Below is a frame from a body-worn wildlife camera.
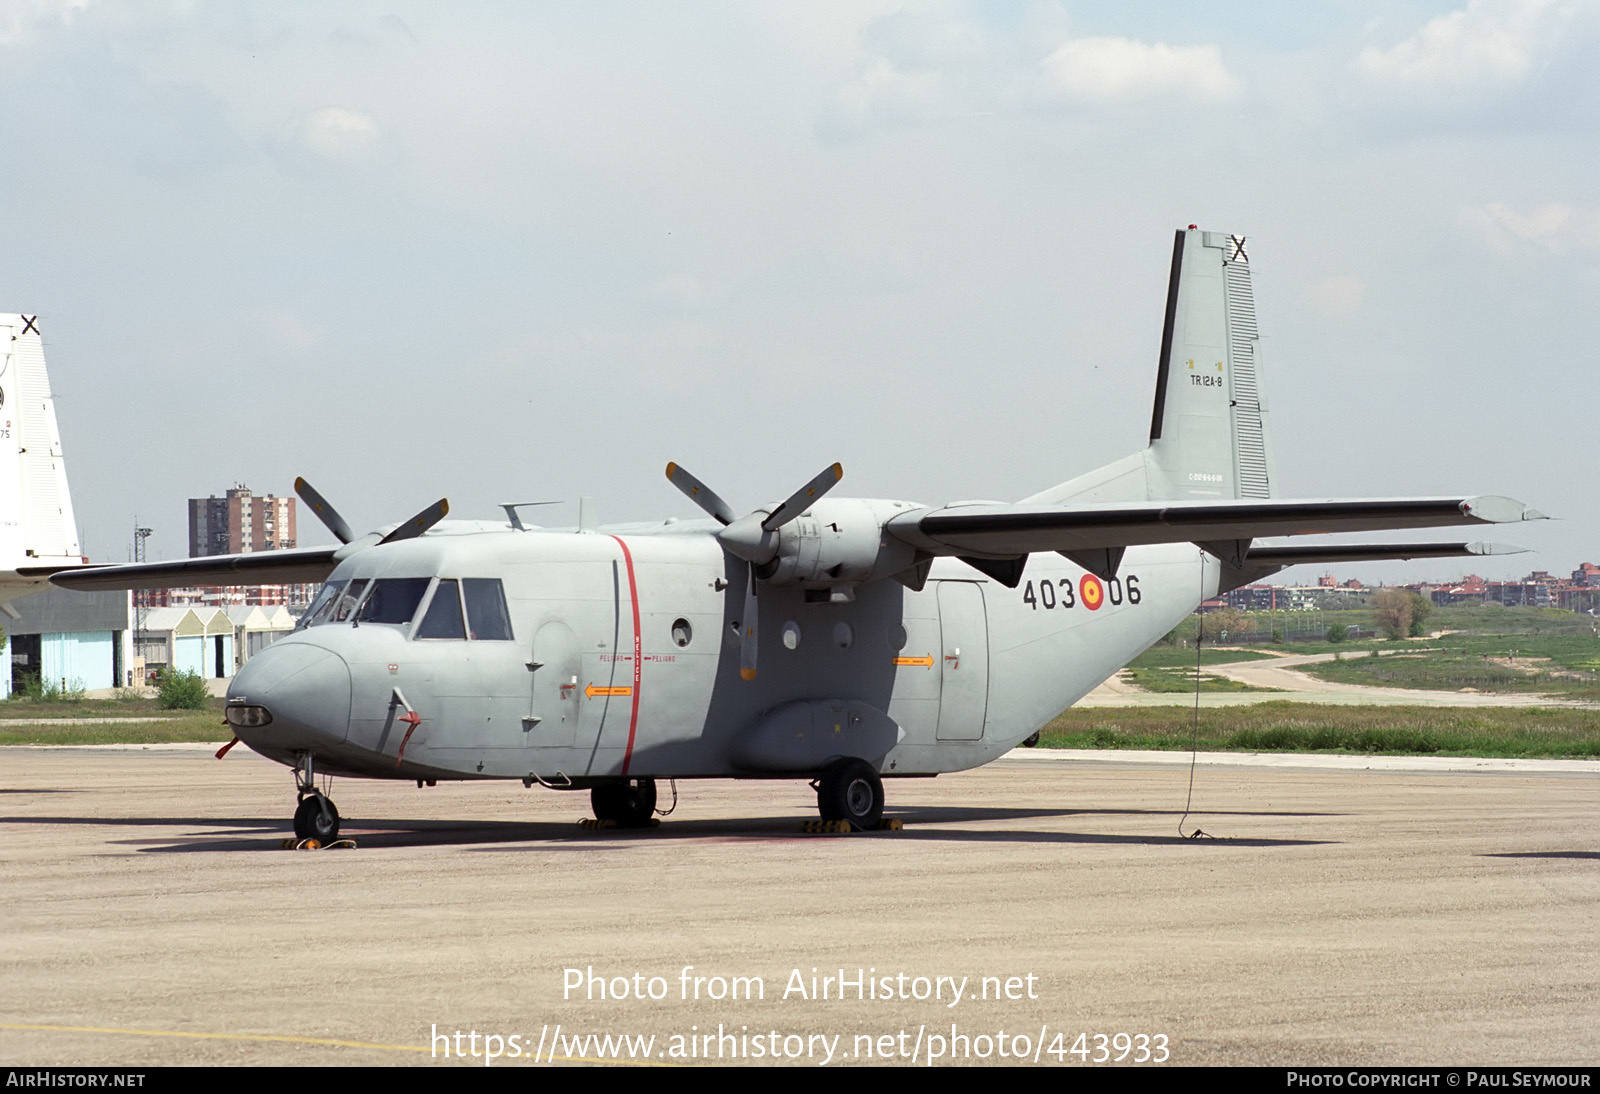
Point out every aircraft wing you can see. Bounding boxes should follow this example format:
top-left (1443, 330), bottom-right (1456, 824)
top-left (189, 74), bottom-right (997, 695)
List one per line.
top-left (45, 547), bottom-right (340, 592)
top-left (887, 496), bottom-right (1542, 563)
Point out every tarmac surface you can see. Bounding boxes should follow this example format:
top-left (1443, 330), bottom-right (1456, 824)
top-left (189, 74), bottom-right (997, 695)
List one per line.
top-left (1, 744), bottom-right (1596, 1067)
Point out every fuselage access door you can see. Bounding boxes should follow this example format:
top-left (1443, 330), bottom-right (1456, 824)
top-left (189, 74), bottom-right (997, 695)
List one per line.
top-left (934, 580), bottom-right (989, 741)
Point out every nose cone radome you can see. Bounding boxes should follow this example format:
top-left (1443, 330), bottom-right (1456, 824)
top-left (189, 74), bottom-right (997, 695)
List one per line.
top-left (227, 641), bottom-right (352, 749)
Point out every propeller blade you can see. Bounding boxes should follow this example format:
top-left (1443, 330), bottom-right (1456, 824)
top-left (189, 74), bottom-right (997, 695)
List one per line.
top-left (377, 498), bottom-right (450, 545)
top-left (295, 477), bottom-right (355, 545)
top-left (665, 462), bottom-right (736, 526)
top-left (740, 561), bottom-right (758, 681)
top-left (761, 463), bottom-right (843, 532)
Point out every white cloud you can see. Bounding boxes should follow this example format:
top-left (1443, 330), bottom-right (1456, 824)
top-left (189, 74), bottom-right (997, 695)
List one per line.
top-left (647, 274), bottom-right (723, 308)
top-left (822, 10), bottom-right (1240, 137)
top-left (1475, 202), bottom-right (1600, 252)
top-left (288, 106), bottom-right (380, 163)
top-left (1355, 0), bottom-right (1577, 92)
top-left (1305, 275), bottom-right (1366, 315)
top-left (1041, 37), bottom-right (1239, 104)
top-left (247, 306), bottom-right (322, 352)
top-left (0, 0), bottom-right (92, 47)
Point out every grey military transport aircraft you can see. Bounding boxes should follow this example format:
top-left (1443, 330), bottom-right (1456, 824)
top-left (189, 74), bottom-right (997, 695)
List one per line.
top-left (51, 227), bottom-right (1542, 841)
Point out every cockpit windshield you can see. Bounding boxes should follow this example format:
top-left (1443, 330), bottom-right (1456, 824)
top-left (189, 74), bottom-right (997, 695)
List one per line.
top-left (295, 576), bottom-right (513, 640)
top-left (356, 578), bottom-right (431, 625)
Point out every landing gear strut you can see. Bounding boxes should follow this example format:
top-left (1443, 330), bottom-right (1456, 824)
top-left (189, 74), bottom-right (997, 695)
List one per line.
top-left (292, 752), bottom-right (341, 841)
top-left (816, 758), bottom-right (883, 831)
top-left (591, 777), bottom-right (657, 827)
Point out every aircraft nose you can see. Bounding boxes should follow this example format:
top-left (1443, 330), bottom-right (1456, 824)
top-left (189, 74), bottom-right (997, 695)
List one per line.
top-left (228, 642), bottom-right (352, 748)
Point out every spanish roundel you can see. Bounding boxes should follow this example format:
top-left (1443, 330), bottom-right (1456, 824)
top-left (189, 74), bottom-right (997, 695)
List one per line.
top-left (1079, 574), bottom-right (1105, 610)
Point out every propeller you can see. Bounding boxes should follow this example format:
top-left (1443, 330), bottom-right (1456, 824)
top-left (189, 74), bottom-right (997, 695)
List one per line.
top-left (666, 461), bottom-right (844, 680)
top-left (295, 477), bottom-right (354, 545)
top-left (295, 478), bottom-right (450, 557)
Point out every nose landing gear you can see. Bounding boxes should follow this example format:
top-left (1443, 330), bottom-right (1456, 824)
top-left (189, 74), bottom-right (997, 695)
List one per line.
top-left (292, 752), bottom-right (341, 842)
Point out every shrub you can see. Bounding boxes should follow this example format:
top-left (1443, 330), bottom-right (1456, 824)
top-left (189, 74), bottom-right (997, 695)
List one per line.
top-left (156, 668), bottom-right (209, 710)
top-left (12, 673), bottom-right (85, 702)
top-left (1326, 624), bottom-right (1349, 643)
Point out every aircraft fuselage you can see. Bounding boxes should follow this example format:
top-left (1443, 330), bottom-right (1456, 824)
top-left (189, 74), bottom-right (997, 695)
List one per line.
top-left (226, 518), bottom-right (1214, 785)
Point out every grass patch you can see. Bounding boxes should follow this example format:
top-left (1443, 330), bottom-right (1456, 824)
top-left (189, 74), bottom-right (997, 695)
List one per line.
top-left (1126, 647), bottom-right (1279, 669)
top-left (0, 696), bottom-right (229, 745)
top-left (0, 694), bottom-right (199, 720)
top-left (1119, 667), bottom-right (1277, 693)
top-left (1302, 634), bottom-right (1600, 699)
top-left (1120, 645), bottom-right (1282, 693)
top-left (1036, 701), bottom-right (1600, 758)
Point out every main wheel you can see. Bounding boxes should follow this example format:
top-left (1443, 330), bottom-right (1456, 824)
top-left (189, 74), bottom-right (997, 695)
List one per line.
top-left (590, 778), bottom-right (657, 827)
top-left (293, 794), bottom-right (341, 842)
top-left (816, 759), bottom-right (883, 830)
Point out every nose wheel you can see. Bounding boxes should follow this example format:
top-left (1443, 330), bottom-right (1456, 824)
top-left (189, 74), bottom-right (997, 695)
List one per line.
top-left (293, 792), bottom-right (341, 842)
top-left (816, 758), bottom-right (883, 831)
top-left (590, 778), bottom-right (658, 827)
top-left (291, 751), bottom-right (341, 842)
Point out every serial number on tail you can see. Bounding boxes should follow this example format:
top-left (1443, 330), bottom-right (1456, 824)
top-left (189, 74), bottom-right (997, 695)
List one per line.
top-left (1021, 574), bottom-right (1140, 611)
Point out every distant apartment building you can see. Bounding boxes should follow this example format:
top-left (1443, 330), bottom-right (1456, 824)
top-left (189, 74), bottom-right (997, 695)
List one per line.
top-left (188, 485), bottom-right (296, 556)
top-left (143, 485), bottom-right (313, 615)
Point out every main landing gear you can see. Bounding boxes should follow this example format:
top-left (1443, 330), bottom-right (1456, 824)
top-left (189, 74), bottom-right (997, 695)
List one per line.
top-left (815, 758), bottom-right (884, 831)
top-left (292, 752), bottom-right (341, 842)
top-left (590, 777), bottom-right (657, 827)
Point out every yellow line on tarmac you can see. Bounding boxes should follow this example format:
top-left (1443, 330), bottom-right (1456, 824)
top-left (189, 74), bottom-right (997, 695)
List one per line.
top-left (0, 1022), bottom-right (672, 1066)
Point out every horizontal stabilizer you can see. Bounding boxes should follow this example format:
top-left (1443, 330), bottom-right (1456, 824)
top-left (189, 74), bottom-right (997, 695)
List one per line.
top-left (888, 496), bottom-right (1543, 559)
top-left (48, 547), bottom-right (340, 592)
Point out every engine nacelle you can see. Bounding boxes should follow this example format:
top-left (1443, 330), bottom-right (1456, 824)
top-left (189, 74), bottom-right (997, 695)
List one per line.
top-left (758, 498), bottom-right (922, 588)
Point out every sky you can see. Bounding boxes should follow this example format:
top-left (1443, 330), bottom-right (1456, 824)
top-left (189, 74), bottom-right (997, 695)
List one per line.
top-left (1, 1), bottom-right (1595, 584)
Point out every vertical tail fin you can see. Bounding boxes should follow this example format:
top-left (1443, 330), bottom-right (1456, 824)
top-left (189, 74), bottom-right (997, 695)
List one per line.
top-left (0, 314), bottom-right (82, 567)
top-left (1025, 227), bottom-right (1276, 505)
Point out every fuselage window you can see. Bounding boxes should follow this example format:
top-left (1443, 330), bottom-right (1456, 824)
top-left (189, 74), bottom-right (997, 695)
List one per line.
top-left (298, 581), bottom-right (347, 629)
top-left (356, 578), bottom-right (432, 625)
top-left (330, 579), bottom-right (370, 623)
top-left (463, 578), bottom-right (514, 641)
top-left (415, 579), bottom-right (466, 640)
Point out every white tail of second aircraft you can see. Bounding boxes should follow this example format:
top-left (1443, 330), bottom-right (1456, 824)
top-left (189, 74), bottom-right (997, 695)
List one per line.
top-left (1026, 227), bottom-right (1277, 506)
top-left (0, 313), bottom-right (84, 599)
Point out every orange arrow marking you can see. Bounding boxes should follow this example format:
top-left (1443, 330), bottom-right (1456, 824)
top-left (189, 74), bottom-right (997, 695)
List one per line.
top-left (585, 684), bottom-right (633, 699)
top-left (893, 656), bottom-right (934, 668)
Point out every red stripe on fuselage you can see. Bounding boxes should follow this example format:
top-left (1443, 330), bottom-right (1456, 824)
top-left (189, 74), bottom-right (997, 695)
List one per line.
top-left (609, 535), bottom-right (644, 775)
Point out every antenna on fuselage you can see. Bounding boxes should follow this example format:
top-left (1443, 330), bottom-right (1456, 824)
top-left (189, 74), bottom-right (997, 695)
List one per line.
top-left (499, 501), bottom-right (561, 531)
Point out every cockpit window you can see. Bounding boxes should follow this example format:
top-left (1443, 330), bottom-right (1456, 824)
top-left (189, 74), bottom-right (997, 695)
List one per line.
top-left (330, 579), bottom-right (370, 623)
top-left (415, 579), bottom-right (466, 640)
top-left (356, 578), bottom-right (431, 625)
top-left (463, 579), bottom-right (513, 640)
top-left (298, 581), bottom-right (346, 630)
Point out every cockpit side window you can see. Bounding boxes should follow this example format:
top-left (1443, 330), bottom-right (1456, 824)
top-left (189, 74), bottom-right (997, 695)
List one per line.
top-left (298, 580), bottom-right (347, 630)
top-left (415, 579), bottom-right (466, 640)
top-left (356, 578), bottom-right (431, 625)
top-left (463, 579), bottom-right (514, 641)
